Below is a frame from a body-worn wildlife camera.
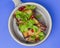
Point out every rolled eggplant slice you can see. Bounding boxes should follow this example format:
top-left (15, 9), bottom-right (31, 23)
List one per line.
top-left (38, 22), bottom-right (47, 31)
top-left (33, 18), bottom-right (47, 31)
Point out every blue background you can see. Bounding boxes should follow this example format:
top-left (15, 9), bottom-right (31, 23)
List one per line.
top-left (0, 0), bottom-right (60, 48)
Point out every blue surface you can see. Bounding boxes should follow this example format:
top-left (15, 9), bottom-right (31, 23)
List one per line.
top-left (0, 0), bottom-right (60, 48)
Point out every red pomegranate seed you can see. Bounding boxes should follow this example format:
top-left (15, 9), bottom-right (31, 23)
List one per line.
top-left (35, 37), bottom-right (39, 41)
top-left (31, 15), bottom-right (35, 19)
top-left (18, 6), bottom-right (25, 11)
top-left (31, 29), bottom-right (34, 32)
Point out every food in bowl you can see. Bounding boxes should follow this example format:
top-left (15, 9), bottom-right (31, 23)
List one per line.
top-left (13, 5), bottom-right (47, 43)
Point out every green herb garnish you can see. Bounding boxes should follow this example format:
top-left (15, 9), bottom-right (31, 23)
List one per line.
top-left (25, 5), bottom-right (36, 10)
top-left (35, 14), bottom-right (42, 19)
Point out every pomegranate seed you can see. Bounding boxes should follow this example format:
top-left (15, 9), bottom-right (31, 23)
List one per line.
top-left (18, 6), bottom-right (25, 11)
top-left (31, 29), bottom-right (34, 32)
top-left (31, 15), bottom-right (35, 19)
top-left (35, 37), bottom-right (39, 41)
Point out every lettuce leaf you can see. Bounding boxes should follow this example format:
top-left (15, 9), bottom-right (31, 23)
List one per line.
top-left (15, 10), bottom-right (32, 22)
top-left (39, 32), bottom-right (45, 40)
top-left (19, 24), bottom-right (28, 32)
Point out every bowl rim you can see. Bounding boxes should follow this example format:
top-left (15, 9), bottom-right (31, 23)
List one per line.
top-left (8, 2), bottom-right (52, 46)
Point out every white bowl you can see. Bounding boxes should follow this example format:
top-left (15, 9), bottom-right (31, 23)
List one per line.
top-left (8, 2), bottom-right (52, 46)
